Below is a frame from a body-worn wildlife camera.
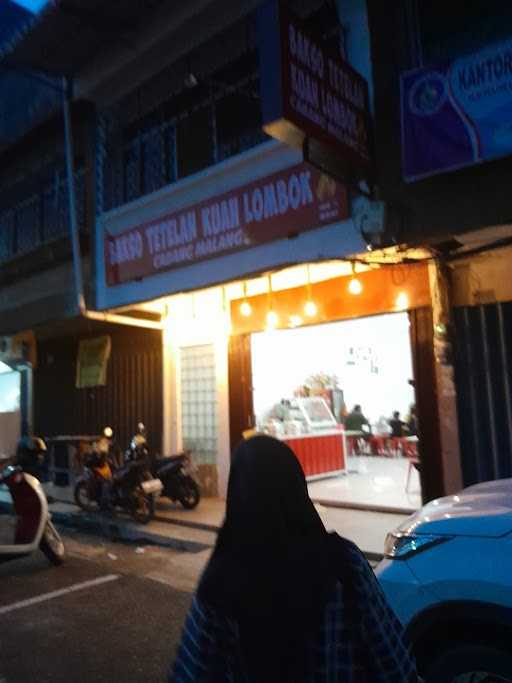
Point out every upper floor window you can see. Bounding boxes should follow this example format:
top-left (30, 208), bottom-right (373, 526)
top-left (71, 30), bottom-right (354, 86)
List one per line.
top-left (418, 0), bottom-right (512, 65)
top-left (99, 3), bottom-right (346, 213)
top-left (0, 164), bottom-right (86, 265)
top-left (100, 49), bottom-right (267, 213)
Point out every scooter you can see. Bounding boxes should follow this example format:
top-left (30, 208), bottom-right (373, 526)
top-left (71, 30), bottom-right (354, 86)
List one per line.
top-left (126, 423), bottom-right (201, 510)
top-left (0, 448), bottom-right (65, 566)
top-left (15, 435), bottom-right (47, 480)
top-left (74, 427), bottom-right (162, 524)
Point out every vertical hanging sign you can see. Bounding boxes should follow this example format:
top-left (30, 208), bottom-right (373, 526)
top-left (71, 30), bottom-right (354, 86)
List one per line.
top-left (257, 0), bottom-right (373, 182)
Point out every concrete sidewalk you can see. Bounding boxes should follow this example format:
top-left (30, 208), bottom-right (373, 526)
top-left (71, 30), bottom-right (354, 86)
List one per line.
top-left (0, 481), bottom-right (410, 559)
top-left (152, 496), bottom-right (407, 559)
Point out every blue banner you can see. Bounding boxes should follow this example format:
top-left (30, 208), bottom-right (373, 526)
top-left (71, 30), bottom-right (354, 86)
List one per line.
top-left (401, 39), bottom-right (512, 181)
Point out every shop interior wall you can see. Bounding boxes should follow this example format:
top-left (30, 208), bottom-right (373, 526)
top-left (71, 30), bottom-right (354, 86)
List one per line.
top-left (367, 0), bottom-right (512, 244)
top-left (34, 325), bottom-right (163, 454)
top-left (251, 314), bottom-right (415, 427)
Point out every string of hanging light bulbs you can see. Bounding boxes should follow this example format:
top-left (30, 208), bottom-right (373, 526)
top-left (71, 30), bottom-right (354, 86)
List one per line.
top-left (237, 259), bottom-right (414, 328)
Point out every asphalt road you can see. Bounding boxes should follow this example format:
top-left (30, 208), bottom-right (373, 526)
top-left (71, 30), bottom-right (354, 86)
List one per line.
top-left (0, 531), bottom-right (194, 683)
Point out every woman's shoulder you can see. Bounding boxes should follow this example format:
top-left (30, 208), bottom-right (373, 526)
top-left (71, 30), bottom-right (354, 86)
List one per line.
top-left (327, 532), bottom-right (368, 566)
top-left (327, 533), bottom-right (376, 589)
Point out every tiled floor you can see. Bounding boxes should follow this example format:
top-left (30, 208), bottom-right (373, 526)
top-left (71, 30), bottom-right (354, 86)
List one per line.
top-left (308, 455), bottom-right (422, 513)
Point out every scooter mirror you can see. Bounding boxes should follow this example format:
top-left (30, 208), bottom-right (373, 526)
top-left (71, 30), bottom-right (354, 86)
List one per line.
top-left (103, 426), bottom-right (113, 439)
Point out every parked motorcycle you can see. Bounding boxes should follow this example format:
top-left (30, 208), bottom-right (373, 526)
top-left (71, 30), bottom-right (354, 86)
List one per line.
top-left (73, 427), bottom-right (162, 524)
top-left (126, 423), bottom-right (201, 510)
top-left (0, 436), bottom-right (65, 566)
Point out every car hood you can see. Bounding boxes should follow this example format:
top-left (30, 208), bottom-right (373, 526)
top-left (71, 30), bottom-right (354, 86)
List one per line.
top-left (396, 478), bottom-right (512, 538)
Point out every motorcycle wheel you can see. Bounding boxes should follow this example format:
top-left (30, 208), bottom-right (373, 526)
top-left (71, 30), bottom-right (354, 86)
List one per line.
top-left (74, 480), bottom-right (98, 513)
top-left (40, 520), bottom-right (65, 566)
top-left (131, 486), bottom-right (154, 525)
top-left (178, 476), bottom-right (201, 510)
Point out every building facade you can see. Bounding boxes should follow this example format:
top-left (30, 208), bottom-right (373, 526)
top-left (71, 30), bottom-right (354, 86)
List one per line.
top-left (367, 0), bottom-right (512, 488)
top-left (1, 0), bottom-right (486, 508)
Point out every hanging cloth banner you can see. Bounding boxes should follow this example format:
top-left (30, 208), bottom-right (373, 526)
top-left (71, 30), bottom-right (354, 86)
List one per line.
top-left (76, 336), bottom-right (112, 388)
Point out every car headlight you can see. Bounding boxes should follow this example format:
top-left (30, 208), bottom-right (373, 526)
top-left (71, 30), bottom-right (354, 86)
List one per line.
top-left (384, 532), bottom-right (453, 559)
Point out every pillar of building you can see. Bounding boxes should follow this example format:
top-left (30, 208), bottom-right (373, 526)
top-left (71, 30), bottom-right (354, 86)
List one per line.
top-left (429, 260), bottom-right (464, 495)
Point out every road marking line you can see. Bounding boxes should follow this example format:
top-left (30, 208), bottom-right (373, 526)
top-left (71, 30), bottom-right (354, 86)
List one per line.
top-left (0, 574), bottom-right (120, 616)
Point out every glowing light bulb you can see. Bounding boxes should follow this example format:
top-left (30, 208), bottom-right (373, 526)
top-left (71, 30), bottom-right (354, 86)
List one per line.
top-left (304, 300), bottom-right (317, 317)
top-left (289, 314), bottom-right (303, 328)
top-left (240, 300), bottom-right (252, 317)
top-left (348, 278), bottom-right (362, 295)
top-left (396, 292), bottom-right (409, 310)
top-left (266, 310), bottom-right (279, 329)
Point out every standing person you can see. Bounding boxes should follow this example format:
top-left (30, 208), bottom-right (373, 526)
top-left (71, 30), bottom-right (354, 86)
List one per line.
top-left (406, 404), bottom-right (418, 437)
top-left (389, 411), bottom-right (406, 438)
top-left (169, 435), bottom-right (417, 682)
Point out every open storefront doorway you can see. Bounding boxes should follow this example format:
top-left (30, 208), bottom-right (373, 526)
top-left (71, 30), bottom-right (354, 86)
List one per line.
top-left (251, 312), bottom-right (422, 512)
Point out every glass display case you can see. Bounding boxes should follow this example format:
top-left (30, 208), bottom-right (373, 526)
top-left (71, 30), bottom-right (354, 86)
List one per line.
top-left (295, 397), bottom-right (337, 431)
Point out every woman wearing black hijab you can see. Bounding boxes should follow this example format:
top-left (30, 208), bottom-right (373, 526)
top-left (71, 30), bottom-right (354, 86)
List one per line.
top-left (170, 435), bottom-right (417, 682)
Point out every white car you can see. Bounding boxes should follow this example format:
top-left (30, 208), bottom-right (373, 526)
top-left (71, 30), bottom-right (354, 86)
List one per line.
top-left (376, 478), bottom-right (512, 683)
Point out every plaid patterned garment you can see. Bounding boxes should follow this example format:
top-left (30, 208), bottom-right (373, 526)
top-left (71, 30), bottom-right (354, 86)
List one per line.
top-left (170, 542), bottom-right (417, 682)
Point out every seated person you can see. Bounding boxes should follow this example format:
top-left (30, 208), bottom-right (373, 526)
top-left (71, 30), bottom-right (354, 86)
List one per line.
top-left (345, 405), bottom-right (371, 455)
top-left (375, 416), bottom-right (391, 435)
top-left (344, 405), bottom-right (371, 433)
top-left (388, 411), bottom-right (406, 438)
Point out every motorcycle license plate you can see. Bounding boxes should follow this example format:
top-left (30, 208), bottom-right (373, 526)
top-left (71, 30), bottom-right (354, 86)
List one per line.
top-left (141, 478), bottom-right (163, 495)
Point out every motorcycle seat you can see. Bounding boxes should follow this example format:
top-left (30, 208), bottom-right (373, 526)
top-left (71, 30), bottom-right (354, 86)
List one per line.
top-left (155, 453), bottom-right (186, 465)
top-left (112, 462), bottom-right (136, 481)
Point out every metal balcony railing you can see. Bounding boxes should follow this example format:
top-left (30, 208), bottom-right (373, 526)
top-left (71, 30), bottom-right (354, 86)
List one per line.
top-left (0, 167), bottom-right (86, 265)
top-left (99, 71), bottom-right (267, 213)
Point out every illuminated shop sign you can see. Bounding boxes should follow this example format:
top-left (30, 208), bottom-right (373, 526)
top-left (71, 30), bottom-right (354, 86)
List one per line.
top-left (105, 162), bottom-right (348, 286)
top-left (257, 0), bottom-right (372, 181)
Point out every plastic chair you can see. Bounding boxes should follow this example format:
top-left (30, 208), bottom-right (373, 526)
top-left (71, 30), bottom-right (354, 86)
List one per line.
top-left (370, 435), bottom-right (388, 456)
top-left (389, 437), bottom-right (404, 457)
top-left (346, 435), bottom-right (359, 455)
top-left (404, 440), bottom-right (420, 492)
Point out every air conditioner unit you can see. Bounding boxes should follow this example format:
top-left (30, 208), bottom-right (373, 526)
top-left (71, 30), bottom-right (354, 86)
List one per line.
top-left (0, 336), bottom-right (15, 361)
top-left (0, 331), bottom-right (37, 367)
